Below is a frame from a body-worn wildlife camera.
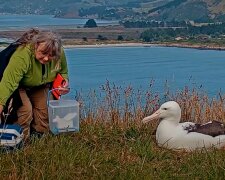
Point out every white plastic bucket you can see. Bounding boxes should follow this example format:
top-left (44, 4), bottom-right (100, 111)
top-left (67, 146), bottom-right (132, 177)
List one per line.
top-left (47, 89), bottom-right (79, 135)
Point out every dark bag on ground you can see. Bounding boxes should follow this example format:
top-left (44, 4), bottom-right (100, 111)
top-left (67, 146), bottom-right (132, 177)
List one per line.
top-left (0, 43), bottom-right (23, 124)
top-left (0, 124), bottom-right (23, 149)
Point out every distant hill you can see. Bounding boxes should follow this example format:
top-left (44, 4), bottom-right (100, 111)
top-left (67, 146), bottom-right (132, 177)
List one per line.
top-left (0, 0), bottom-right (172, 18)
top-left (0, 0), bottom-right (224, 22)
top-left (146, 0), bottom-right (225, 22)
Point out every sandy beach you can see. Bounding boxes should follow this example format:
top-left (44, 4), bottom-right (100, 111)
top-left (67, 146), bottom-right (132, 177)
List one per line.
top-left (0, 42), bottom-right (154, 50)
top-left (63, 42), bottom-right (225, 50)
top-left (0, 42), bottom-right (161, 50)
top-left (63, 42), bottom-right (155, 48)
top-left (1, 41), bottom-right (225, 51)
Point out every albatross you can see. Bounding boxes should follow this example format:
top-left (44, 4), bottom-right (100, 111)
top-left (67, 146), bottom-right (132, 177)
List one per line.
top-left (142, 101), bottom-right (225, 151)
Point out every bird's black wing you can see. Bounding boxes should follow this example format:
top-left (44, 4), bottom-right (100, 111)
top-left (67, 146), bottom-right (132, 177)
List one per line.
top-left (184, 120), bottom-right (225, 137)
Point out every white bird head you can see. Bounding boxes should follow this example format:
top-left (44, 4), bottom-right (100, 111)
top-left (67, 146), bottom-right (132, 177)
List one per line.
top-left (142, 101), bottom-right (181, 124)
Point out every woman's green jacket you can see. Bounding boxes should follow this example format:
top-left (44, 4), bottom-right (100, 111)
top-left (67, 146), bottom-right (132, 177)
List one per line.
top-left (0, 44), bottom-right (69, 106)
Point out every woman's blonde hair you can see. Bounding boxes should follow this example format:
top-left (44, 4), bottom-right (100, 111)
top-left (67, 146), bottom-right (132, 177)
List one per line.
top-left (17, 28), bottom-right (62, 60)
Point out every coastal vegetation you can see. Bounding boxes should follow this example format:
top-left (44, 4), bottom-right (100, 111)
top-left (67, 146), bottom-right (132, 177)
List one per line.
top-left (140, 22), bottom-right (225, 42)
top-left (61, 20), bottom-right (225, 49)
top-left (84, 19), bottom-right (97, 28)
top-left (1, 82), bottom-right (225, 179)
top-left (1, 19), bottom-right (225, 50)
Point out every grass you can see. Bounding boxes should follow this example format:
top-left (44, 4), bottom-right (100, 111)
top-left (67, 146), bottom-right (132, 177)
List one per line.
top-left (2, 125), bottom-right (225, 179)
top-left (1, 82), bottom-right (225, 179)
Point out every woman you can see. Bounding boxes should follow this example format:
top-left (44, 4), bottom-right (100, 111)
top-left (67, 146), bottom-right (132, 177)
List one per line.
top-left (0, 28), bottom-right (70, 140)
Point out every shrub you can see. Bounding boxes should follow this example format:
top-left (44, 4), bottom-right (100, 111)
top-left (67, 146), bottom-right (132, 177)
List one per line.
top-left (84, 19), bottom-right (97, 28)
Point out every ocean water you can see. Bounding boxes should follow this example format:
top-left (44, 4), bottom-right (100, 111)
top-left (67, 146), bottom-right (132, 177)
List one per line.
top-left (65, 46), bottom-right (225, 98)
top-left (0, 14), bottom-right (118, 30)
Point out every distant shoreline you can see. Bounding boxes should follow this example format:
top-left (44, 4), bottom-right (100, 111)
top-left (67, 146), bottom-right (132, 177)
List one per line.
top-left (0, 43), bottom-right (154, 50)
top-left (1, 42), bottom-right (225, 51)
top-left (63, 42), bottom-right (153, 48)
top-left (0, 27), bottom-right (225, 51)
top-left (63, 42), bottom-right (225, 51)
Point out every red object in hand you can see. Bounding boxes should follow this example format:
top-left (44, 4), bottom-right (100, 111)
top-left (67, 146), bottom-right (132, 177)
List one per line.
top-left (52, 74), bottom-right (66, 99)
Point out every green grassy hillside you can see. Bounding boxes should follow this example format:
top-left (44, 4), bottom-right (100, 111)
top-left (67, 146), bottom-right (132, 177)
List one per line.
top-left (0, 0), bottom-right (224, 22)
top-left (147, 0), bottom-right (225, 22)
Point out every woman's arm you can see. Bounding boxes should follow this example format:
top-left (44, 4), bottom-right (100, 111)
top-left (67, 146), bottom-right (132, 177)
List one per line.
top-left (0, 47), bottom-right (30, 106)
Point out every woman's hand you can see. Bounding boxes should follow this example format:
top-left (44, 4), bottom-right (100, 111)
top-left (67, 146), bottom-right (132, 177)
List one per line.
top-left (58, 79), bottom-right (70, 95)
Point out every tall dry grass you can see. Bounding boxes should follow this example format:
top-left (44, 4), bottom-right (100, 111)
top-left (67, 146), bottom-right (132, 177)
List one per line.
top-left (1, 81), bottom-right (225, 179)
top-left (76, 80), bottom-right (161, 129)
top-left (77, 81), bottom-right (225, 127)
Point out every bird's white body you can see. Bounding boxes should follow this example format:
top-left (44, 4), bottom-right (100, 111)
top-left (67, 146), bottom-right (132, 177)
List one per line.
top-left (143, 101), bottom-right (225, 151)
top-left (52, 112), bottom-right (77, 129)
top-left (156, 120), bottom-right (225, 151)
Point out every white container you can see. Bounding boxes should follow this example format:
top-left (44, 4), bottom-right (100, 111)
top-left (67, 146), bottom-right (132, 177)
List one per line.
top-left (0, 124), bottom-right (23, 148)
top-left (48, 99), bottom-right (79, 134)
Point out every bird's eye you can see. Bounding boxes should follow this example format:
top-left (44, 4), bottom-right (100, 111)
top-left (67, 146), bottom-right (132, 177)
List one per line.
top-left (163, 108), bottom-right (167, 110)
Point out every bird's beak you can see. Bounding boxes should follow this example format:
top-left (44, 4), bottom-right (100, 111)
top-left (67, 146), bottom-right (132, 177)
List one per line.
top-left (142, 109), bottom-right (160, 123)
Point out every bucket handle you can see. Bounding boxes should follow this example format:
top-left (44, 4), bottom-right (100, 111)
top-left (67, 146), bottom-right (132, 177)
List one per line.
top-left (47, 88), bottom-right (61, 106)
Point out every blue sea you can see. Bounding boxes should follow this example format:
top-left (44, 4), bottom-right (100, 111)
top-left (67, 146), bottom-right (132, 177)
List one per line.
top-left (0, 14), bottom-right (118, 30)
top-left (65, 46), bottom-right (225, 98)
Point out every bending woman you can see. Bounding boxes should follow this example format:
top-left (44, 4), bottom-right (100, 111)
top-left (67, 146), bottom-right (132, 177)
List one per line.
top-left (0, 28), bottom-right (70, 140)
